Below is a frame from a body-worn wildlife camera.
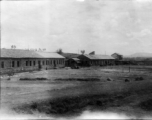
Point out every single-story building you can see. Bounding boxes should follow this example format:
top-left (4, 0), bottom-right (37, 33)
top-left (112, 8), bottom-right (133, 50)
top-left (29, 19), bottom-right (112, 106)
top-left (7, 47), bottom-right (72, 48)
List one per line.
top-left (0, 49), bottom-right (65, 74)
top-left (66, 58), bottom-right (81, 68)
top-left (60, 53), bottom-right (80, 67)
top-left (78, 54), bottom-right (115, 66)
top-left (111, 53), bottom-right (123, 60)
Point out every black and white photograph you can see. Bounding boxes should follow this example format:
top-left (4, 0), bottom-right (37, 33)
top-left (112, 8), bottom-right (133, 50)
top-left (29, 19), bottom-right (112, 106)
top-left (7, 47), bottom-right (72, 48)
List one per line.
top-left (1, 0), bottom-right (152, 119)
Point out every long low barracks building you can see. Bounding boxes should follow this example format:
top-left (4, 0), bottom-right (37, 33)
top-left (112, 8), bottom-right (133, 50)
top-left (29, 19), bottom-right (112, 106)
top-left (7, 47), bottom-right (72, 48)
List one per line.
top-left (78, 54), bottom-right (115, 66)
top-left (0, 49), bottom-right (65, 74)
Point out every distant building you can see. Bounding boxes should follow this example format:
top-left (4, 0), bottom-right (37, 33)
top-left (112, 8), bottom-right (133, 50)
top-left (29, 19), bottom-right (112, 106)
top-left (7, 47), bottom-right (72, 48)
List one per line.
top-left (60, 53), bottom-right (80, 59)
top-left (78, 54), bottom-right (115, 66)
top-left (0, 49), bottom-right (65, 74)
top-left (111, 53), bottom-right (123, 60)
top-left (60, 53), bottom-right (80, 66)
top-left (66, 58), bottom-right (81, 68)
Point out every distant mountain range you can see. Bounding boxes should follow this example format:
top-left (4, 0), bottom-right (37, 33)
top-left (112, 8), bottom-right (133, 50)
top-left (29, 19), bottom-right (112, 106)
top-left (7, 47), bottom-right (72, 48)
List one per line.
top-left (126, 52), bottom-right (152, 58)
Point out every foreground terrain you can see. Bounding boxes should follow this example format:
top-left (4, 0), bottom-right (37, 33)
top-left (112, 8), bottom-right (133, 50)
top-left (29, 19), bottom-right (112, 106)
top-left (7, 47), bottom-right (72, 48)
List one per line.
top-left (1, 65), bottom-right (152, 119)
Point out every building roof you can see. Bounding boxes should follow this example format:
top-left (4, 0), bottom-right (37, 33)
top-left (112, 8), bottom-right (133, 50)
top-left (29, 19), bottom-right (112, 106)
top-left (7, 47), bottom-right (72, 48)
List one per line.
top-left (0, 49), bottom-right (65, 59)
top-left (69, 58), bottom-right (80, 63)
top-left (60, 53), bottom-right (80, 59)
top-left (72, 58), bottom-right (80, 61)
top-left (36, 52), bottom-right (65, 58)
top-left (112, 53), bottom-right (123, 56)
top-left (82, 54), bottom-right (115, 60)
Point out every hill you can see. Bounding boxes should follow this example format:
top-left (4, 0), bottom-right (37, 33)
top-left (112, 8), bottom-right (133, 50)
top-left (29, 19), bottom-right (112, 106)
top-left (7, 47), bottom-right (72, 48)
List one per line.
top-left (128, 52), bottom-right (152, 58)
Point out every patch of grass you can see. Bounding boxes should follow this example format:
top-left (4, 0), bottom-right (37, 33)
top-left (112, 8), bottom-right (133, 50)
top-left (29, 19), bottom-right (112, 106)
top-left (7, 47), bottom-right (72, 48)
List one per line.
top-left (7, 66), bottom-right (152, 118)
top-left (7, 72), bottom-right (14, 76)
top-left (13, 93), bottom-right (129, 117)
top-left (20, 77), bottom-right (48, 81)
top-left (55, 78), bottom-right (100, 82)
top-left (12, 79), bottom-right (152, 117)
top-left (138, 99), bottom-right (152, 111)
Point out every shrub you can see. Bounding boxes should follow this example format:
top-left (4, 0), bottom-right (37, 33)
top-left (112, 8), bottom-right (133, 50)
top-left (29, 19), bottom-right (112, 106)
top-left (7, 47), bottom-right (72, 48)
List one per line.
top-left (125, 79), bottom-right (130, 82)
top-left (55, 78), bottom-right (100, 82)
top-left (139, 99), bottom-right (152, 111)
top-left (135, 77), bottom-right (144, 81)
top-left (20, 77), bottom-right (48, 81)
top-left (107, 77), bottom-right (113, 81)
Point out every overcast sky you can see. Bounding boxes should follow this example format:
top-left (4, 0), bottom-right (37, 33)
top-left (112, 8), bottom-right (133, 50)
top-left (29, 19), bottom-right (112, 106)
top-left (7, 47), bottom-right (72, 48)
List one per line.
top-left (1, 0), bottom-right (152, 55)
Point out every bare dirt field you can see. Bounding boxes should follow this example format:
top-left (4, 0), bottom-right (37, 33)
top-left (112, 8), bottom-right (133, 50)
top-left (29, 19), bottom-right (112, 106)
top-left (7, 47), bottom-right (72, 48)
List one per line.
top-left (1, 65), bottom-right (152, 119)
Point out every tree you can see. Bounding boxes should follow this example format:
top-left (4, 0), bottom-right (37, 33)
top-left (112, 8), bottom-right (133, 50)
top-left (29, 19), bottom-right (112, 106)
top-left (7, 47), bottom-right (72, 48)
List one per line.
top-left (11, 45), bottom-right (16, 49)
top-left (56, 48), bottom-right (63, 54)
top-left (11, 45), bottom-right (14, 49)
top-left (81, 50), bottom-right (85, 55)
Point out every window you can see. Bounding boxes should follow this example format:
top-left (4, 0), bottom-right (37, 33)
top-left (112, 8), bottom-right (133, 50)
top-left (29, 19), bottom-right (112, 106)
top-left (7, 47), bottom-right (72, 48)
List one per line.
top-left (33, 61), bottom-right (36, 66)
top-left (1, 61), bottom-right (4, 68)
top-left (12, 61), bottom-right (15, 67)
top-left (17, 61), bottom-right (20, 67)
top-left (30, 61), bottom-right (32, 66)
top-left (43, 61), bottom-right (45, 65)
top-left (26, 61), bottom-right (28, 66)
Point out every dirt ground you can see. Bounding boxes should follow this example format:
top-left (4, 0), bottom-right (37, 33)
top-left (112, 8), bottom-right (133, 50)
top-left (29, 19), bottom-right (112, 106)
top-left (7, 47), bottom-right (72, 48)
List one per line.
top-left (1, 65), bottom-right (152, 119)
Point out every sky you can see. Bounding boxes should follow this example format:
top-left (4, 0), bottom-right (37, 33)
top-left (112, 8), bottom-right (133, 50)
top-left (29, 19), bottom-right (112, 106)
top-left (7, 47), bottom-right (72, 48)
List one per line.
top-left (1, 0), bottom-right (152, 55)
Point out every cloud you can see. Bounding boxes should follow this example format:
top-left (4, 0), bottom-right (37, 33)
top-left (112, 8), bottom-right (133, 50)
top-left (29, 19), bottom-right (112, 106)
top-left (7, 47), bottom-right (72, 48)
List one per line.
top-left (136, 0), bottom-right (152, 2)
top-left (1, 0), bottom-right (152, 55)
top-left (77, 0), bottom-right (85, 2)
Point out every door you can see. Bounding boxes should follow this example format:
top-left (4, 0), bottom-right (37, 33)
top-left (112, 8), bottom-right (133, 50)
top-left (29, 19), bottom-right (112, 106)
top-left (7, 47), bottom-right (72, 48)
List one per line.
top-left (54, 60), bottom-right (56, 68)
top-left (38, 61), bottom-right (41, 69)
